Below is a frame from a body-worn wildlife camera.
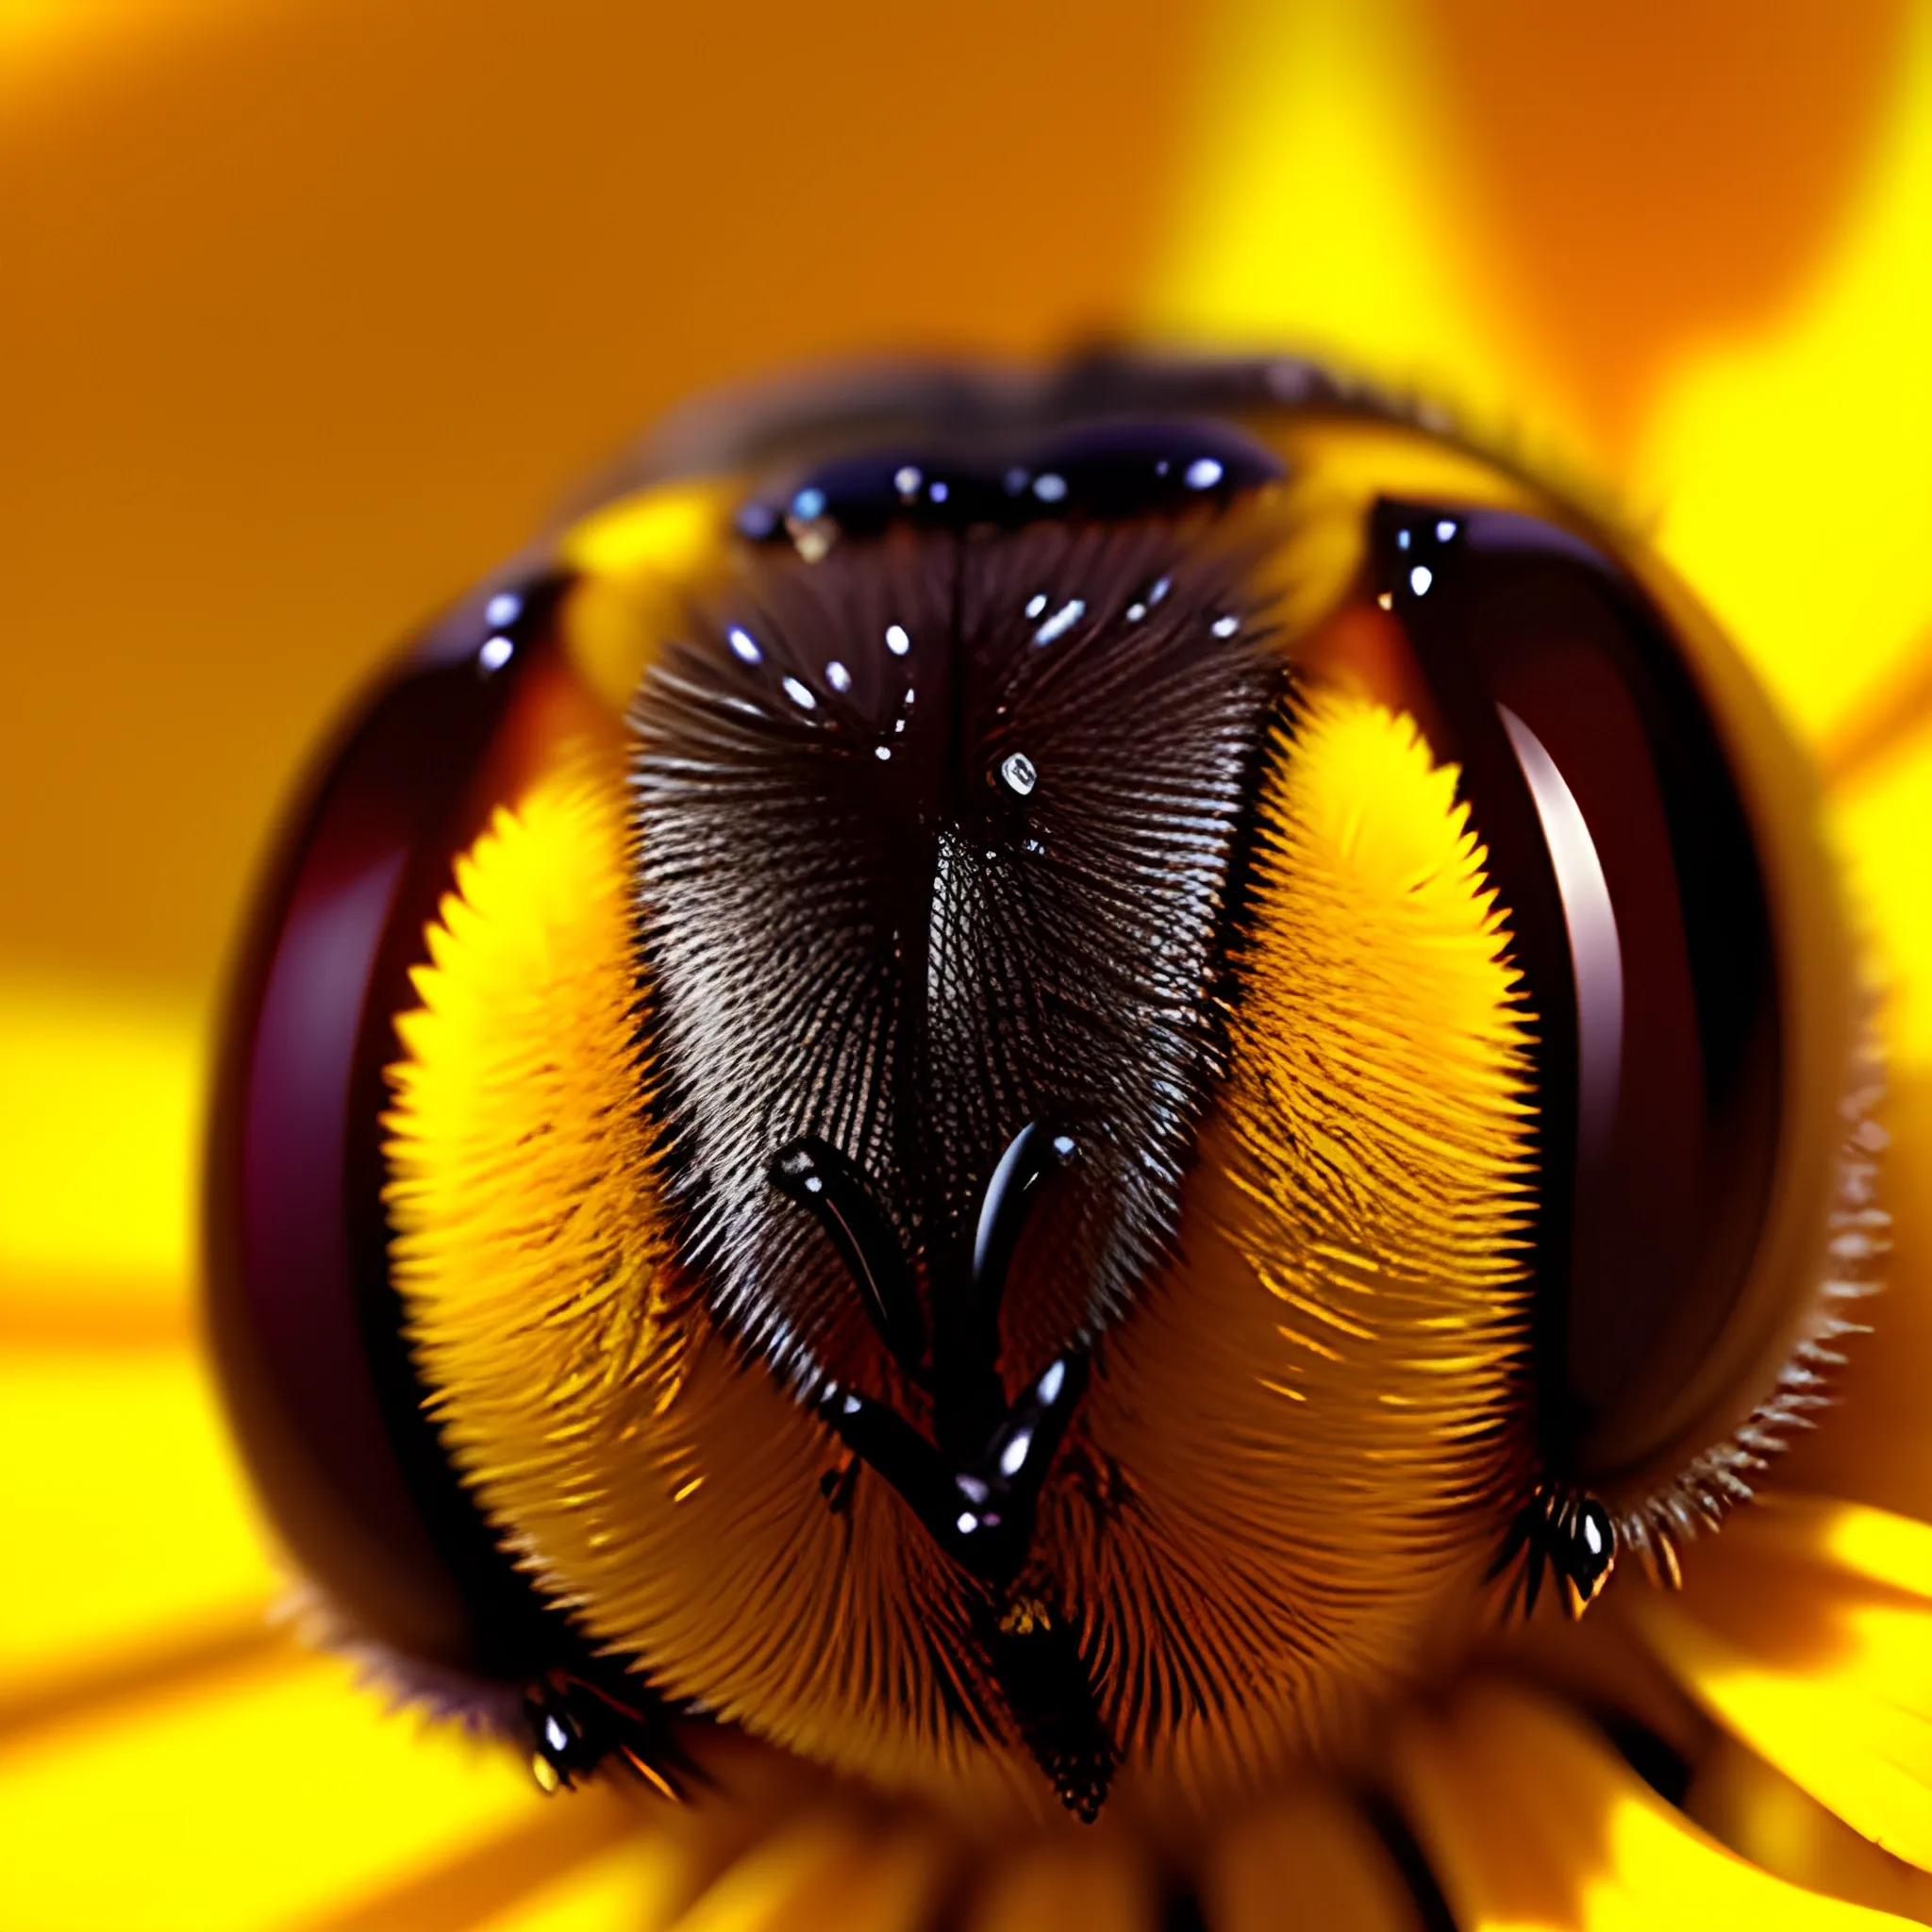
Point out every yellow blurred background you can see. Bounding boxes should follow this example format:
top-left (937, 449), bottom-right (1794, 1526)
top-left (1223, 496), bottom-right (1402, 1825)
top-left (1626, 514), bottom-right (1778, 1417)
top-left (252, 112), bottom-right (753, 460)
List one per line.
top-left (3, 2), bottom-right (1930, 1926)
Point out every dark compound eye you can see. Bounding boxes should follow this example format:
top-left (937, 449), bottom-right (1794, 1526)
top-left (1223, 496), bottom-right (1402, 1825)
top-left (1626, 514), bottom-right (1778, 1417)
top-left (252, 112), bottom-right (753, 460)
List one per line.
top-left (201, 572), bottom-right (612, 1678)
top-left (1372, 501), bottom-right (1780, 1457)
top-left (1325, 492), bottom-right (1865, 1569)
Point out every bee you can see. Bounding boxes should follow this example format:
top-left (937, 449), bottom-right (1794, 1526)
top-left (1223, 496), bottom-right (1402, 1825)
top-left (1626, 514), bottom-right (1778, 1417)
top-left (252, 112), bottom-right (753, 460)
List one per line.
top-left (205, 352), bottom-right (1874, 1823)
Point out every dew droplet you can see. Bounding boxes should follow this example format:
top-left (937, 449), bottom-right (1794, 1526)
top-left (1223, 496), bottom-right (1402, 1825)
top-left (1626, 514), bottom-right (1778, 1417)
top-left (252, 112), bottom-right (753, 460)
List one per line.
top-left (885, 623), bottom-right (911, 656)
top-left (782, 675), bottom-right (818, 709)
top-left (728, 626), bottom-right (762, 665)
top-left (826, 659), bottom-right (852, 693)
top-left (999, 751), bottom-right (1038, 797)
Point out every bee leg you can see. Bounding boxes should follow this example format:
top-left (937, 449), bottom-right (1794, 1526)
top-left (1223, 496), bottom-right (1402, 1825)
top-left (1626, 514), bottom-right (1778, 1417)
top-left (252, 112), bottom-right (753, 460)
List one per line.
top-left (525, 1678), bottom-right (602, 1793)
top-left (1485, 1497), bottom-right (1533, 1584)
top-left (770, 1138), bottom-right (929, 1384)
top-left (525, 1671), bottom-right (703, 1802)
top-left (1522, 1532), bottom-right (1549, 1619)
top-left (1558, 1493), bottom-right (1618, 1615)
top-left (1486, 1490), bottom-right (1538, 1620)
top-left (1493, 1481), bottom-right (1617, 1622)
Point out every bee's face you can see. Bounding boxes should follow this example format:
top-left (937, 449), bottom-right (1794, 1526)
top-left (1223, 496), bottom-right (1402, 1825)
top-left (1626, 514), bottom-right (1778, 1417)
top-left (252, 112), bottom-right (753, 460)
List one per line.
top-left (206, 356), bottom-right (1867, 1821)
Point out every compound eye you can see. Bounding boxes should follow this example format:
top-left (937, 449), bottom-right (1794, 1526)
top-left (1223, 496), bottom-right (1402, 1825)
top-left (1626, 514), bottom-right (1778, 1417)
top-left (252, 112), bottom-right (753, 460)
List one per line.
top-left (1334, 498), bottom-right (1862, 1543)
top-left (203, 574), bottom-right (603, 1675)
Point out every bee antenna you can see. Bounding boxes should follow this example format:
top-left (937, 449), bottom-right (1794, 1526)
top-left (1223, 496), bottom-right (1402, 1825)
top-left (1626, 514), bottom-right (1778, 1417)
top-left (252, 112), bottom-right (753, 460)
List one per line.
top-left (972, 1121), bottom-right (1080, 1318)
top-left (769, 1137), bottom-right (928, 1383)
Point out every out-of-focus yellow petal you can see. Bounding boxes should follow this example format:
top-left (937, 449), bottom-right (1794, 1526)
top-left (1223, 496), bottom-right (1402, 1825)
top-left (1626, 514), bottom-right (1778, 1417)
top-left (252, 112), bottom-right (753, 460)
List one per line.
top-left (1835, 751), bottom-right (1932, 1071)
top-left (1687, 1733), bottom-right (1932, 1924)
top-left (0, 979), bottom-right (199, 1298)
top-left (1404, 0), bottom-right (1913, 470)
top-left (0, 1653), bottom-right (548, 1932)
top-left (1394, 1680), bottom-right (1906, 1929)
top-left (1818, 629), bottom-right (1932, 794)
top-left (1201, 1783), bottom-right (1419, 1931)
top-left (675, 1814), bottom-right (945, 1932)
top-left (1141, 0), bottom-right (1571, 470)
top-left (0, 1346), bottom-right (278, 1682)
top-left (1638, 4), bottom-right (1932, 754)
top-left (297, 1783), bottom-right (675, 1932)
top-left (469, 1833), bottom-right (689, 1932)
top-left (1623, 1495), bottom-right (1932, 1874)
top-left (962, 1839), bottom-right (1156, 1932)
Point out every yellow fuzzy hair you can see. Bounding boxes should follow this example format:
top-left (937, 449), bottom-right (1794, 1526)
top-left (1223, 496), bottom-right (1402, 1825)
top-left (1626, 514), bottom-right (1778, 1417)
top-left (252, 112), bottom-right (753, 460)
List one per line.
top-left (385, 771), bottom-right (681, 1457)
top-left (385, 694), bottom-right (1538, 1821)
top-left (1059, 688), bottom-right (1539, 1803)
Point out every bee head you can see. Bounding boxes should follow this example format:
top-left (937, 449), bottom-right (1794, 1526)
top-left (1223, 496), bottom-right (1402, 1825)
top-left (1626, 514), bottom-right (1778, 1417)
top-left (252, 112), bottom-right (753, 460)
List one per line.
top-left (208, 356), bottom-right (1870, 1821)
